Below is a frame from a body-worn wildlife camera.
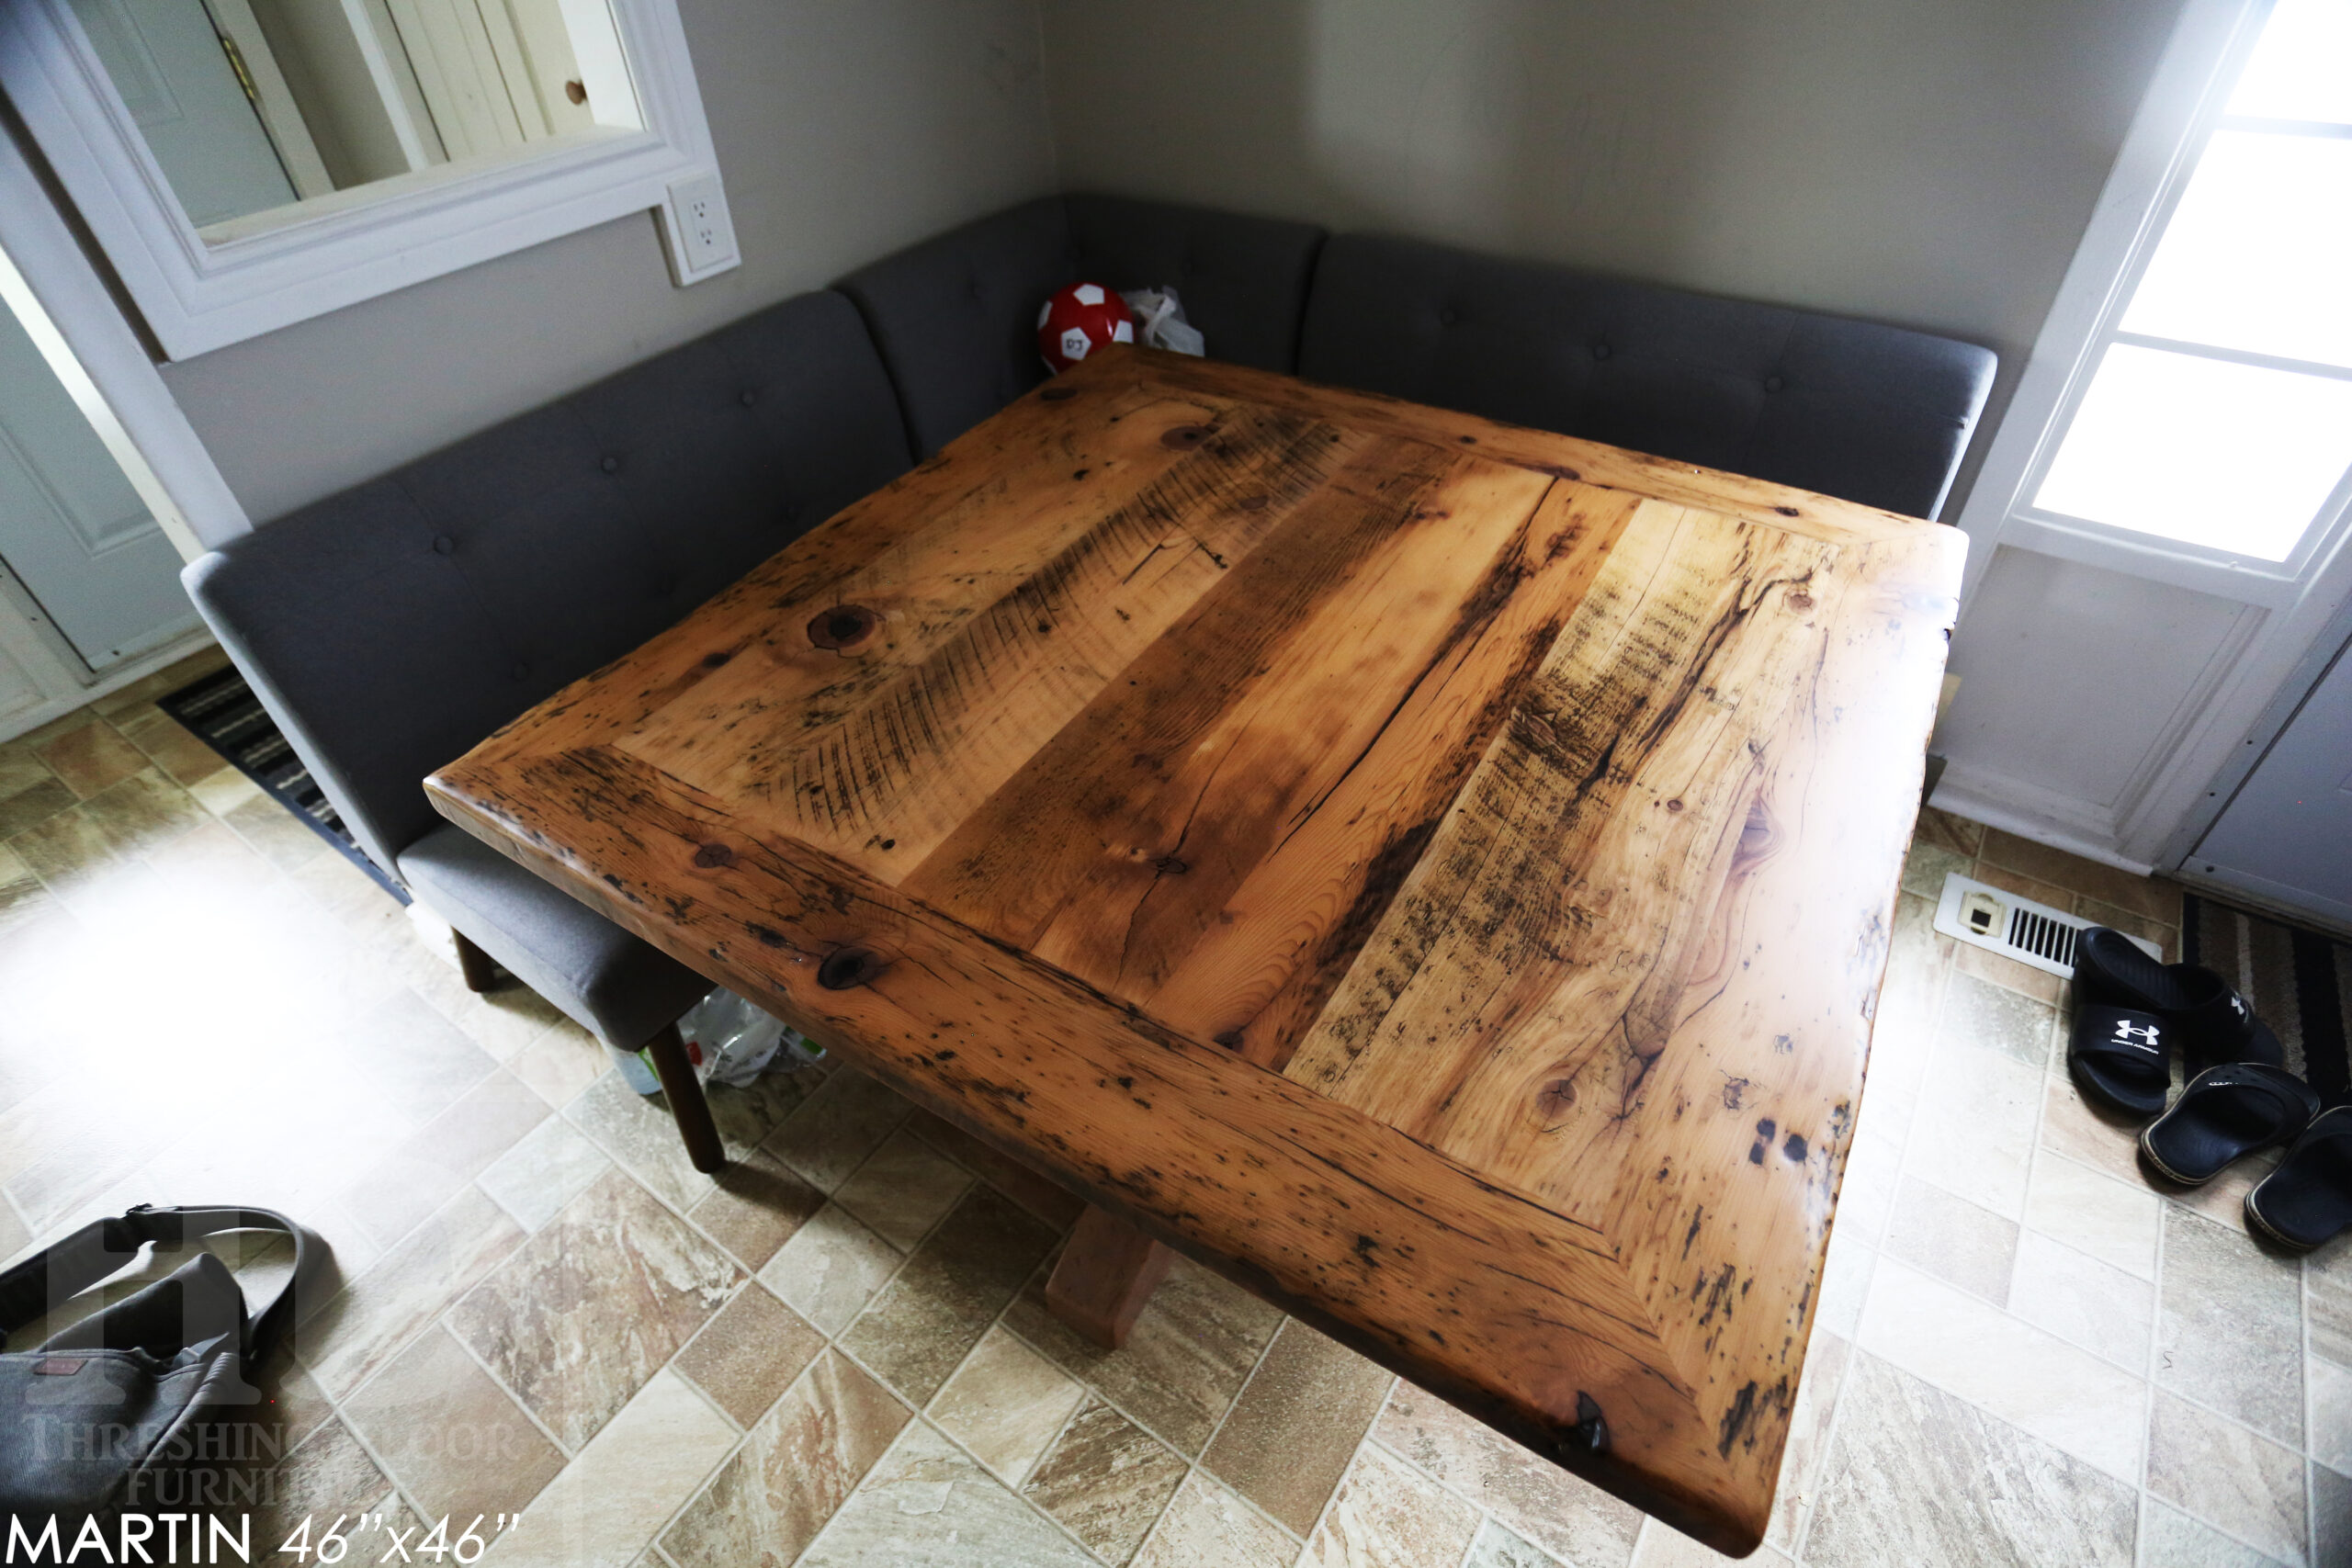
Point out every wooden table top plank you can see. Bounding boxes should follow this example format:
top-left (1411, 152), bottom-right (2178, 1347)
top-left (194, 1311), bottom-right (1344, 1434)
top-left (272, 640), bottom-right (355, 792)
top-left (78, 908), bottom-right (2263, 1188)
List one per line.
top-left (427, 347), bottom-right (1965, 1555)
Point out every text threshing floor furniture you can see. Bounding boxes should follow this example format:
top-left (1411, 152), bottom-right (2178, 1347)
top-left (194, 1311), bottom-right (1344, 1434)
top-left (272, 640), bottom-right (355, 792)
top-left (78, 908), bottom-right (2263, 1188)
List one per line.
top-left (426, 346), bottom-right (1963, 1555)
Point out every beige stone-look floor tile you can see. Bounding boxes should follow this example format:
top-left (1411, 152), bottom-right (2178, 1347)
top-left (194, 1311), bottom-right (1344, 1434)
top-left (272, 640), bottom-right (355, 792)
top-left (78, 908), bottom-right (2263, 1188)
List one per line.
top-left (341, 1325), bottom-right (567, 1528)
top-left (2076, 896), bottom-right (2179, 961)
top-left (761, 1201), bottom-right (905, 1335)
top-left (0, 774), bottom-right (74, 839)
top-left (186, 764), bottom-right (263, 818)
top-left (1951, 940), bottom-right (2065, 1007)
top-left (2313, 1462), bottom-right (2352, 1568)
top-left (929, 1324), bottom-right (1086, 1483)
top-left (2139, 1498), bottom-right (2287, 1567)
top-left (840, 1183), bottom-right (1057, 1404)
top-left (1904, 1033), bottom-right (2045, 1219)
top-left (1004, 1250), bottom-right (1284, 1456)
top-left (2159, 1206), bottom-right (2304, 1446)
top-left (449, 985), bottom-right (570, 1064)
top-left (481, 1370), bottom-right (737, 1568)
top-left (2147, 1392), bottom-right (2308, 1565)
top-left (1814, 1229), bottom-right (1875, 1341)
top-left (1883, 1175), bottom-right (2018, 1303)
top-left (36, 716), bottom-right (147, 798)
top-left (1022, 1395), bottom-right (1189, 1563)
top-left (661, 1349), bottom-right (910, 1568)
top-left (672, 1282), bottom-right (825, 1428)
top-left (1630, 1517), bottom-right (1790, 1566)
top-left (1133, 1472), bottom-right (1297, 1568)
top-left (1914, 805), bottom-right (1983, 858)
top-left (905, 1109), bottom-right (1088, 1230)
top-left (1765, 1330), bottom-right (1848, 1551)
top-left (1828, 1107), bottom-right (1905, 1247)
top-left (299, 1184), bottom-right (525, 1399)
top-left (796, 1420), bottom-right (1096, 1568)
top-left (1899, 834), bottom-right (1971, 899)
top-left (0, 840), bottom-right (52, 938)
top-left (685, 1142), bottom-right (826, 1270)
top-left (2008, 1229), bottom-right (2154, 1370)
top-left (2312, 1358), bottom-right (2352, 1473)
top-left (1301, 1439), bottom-right (1479, 1568)
top-left (243, 1416), bottom-right (401, 1562)
top-left (1804, 1351), bottom-right (2134, 1568)
top-left (511, 1020), bottom-right (609, 1109)
top-left (339, 1068), bottom-right (550, 1249)
top-left (2022, 1149), bottom-right (2161, 1280)
top-left (1374, 1382), bottom-right (1642, 1567)
top-left (118, 706), bottom-right (228, 787)
top-left (1200, 1318), bottom-right (1393, 1535)
top-left (447, 1167), bottom-right (741, 1450)
top-left (831, 1125), bottom-right (975, 1250)
top-left (477, 1115), bottom-right (612, 1233)
top-left (222, 790), bottom-right (330, 871)
top-left (1465, 1517), bottom-right (1571, 1567)
top-left (2172, 1146), bottom-right (2283, 1238)
top-left (1857, 1257), bottom-right (2144, 1482)
top-left (2039, 1074), bottom-right (2146, 1186)
top-left (2310, 1246), bottom-right (2352, 1371)
top-left (761, 1067), bottom-right (916, 1192)
top-left (565, 1068), bottom-right (720, 1212)
top-left (1971, 858), bottom-right (2075, 913)
top-left (1939, 968), bottom-right (2059, 1068)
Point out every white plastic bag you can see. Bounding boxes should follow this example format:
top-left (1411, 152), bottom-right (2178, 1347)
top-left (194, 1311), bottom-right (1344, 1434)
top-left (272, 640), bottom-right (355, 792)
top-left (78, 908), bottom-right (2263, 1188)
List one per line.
top-left (1120, 287), bottom-right (1205, 356)
top-left (610, 987), bottom-right (824, 1095)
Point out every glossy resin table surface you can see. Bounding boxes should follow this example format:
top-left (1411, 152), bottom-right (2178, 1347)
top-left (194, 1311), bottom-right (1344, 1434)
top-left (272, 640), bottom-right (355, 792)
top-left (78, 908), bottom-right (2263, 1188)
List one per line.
top-left (428, 346), bottom-right (1963, 1554)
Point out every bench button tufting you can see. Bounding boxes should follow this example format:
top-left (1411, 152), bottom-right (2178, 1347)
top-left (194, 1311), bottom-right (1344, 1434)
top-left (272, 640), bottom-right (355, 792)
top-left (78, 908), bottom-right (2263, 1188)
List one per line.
top-left (1763, 375), bottom-right (1785, 393)
top-left (1439, 308), bottom-right (1458, 326)
top-left (600, 455), bottom-right (620, 473)
top-left (431, 535), bottom-right (455, 556)
top-left (740, 389), bottom-right (758, 407)
top-left (510, 660), bottom-right (531, 682)
top-left (1591, 342), bottom-right (1612, 361)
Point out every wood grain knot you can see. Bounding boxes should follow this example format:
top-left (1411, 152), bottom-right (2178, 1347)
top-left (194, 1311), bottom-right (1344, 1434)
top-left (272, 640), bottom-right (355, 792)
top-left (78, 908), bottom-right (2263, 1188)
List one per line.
top-left (1786, 592), bottom-right (1815, 612)
top-left (1041, 386), bottom-right (1078, 401)
top-left (808, 604), bottom-right (880, 651)
top-left (1160, 423), bottom-right (1212, 449)
top-left (1665, 797), bottom-right (1685, 814)
top-left (700, 650), bottom-right (731, 669)
top-left (1538, 1078), bottom-right (1577, 1116)
top-left (692, 842), bottom-right (736, 868)
top-left (818, 945), bottom-right (886, 990)
top-left (1572, 1392), bottom-right (1611, 1452)
top-left (1238, 494), bottom-right (1271, 511)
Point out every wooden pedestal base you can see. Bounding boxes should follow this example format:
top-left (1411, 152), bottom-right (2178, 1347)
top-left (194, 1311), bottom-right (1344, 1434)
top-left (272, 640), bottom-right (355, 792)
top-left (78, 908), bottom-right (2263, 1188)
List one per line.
top-left (1045, 1206), bottom-right (1174, 1349)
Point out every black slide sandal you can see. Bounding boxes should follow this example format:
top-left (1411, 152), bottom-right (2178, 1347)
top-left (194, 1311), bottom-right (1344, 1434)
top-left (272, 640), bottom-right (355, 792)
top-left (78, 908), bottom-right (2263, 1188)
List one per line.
top-left (2066, 1004), bottom-right (2172, 1117)
top-left (2072, 927), bottom-right (2285, 1071)
top-left (2139, 1063), bottom-right (2320, 1186)
top-left (2246, 1108), bottom-right (2352, 1252)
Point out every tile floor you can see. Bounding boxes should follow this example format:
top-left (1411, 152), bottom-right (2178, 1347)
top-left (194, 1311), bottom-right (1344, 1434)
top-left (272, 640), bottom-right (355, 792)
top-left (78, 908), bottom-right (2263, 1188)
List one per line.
top-left (2, 652), bottom-right (2346, 1567)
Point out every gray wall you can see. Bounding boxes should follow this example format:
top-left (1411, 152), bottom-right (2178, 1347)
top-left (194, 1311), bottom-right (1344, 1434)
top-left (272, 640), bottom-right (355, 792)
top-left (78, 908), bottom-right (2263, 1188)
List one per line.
top-left (1036, 0), bottom-right (2183, 515)
top-left (160, 0), bottom-right (1057, 523)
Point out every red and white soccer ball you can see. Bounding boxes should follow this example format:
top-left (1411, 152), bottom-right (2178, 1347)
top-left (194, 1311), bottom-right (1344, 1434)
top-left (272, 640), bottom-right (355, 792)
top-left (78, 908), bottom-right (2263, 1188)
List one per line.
top-left (1037, 282), bottom-right (1136, 373)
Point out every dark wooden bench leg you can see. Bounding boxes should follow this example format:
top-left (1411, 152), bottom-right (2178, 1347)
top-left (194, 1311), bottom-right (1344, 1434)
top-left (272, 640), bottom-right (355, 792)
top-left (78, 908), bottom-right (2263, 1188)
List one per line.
top-left (453, 931), bottom-right (502, 994)
top-left (1046, 1205), bottom-right (1174, 1348)
top-left (643, 1021), bottom-right (726, 1174)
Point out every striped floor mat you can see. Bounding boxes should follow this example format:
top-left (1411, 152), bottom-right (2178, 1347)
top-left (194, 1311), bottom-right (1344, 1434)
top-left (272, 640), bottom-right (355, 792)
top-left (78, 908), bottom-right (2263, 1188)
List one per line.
top-left (2183, 893), bottom-right (2351, 1106)
top-left (158, 666), bottom-right (408, 903)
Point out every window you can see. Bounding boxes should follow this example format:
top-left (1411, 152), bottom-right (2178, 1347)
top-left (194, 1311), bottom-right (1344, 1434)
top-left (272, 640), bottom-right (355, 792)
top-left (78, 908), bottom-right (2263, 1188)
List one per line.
top-left (2022, 0), bottom-right (2352, 566)
top-left (0, 0), bottom-right (735, 358)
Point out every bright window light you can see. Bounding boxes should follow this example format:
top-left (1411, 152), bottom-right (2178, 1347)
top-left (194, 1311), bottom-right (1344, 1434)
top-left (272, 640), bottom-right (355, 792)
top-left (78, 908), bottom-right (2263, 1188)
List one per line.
top-left (2228, 0), bottom-right (2352, 124)
top-left (2033, 344), bottom-right (2352, 560)
top-left (2121, 130), bottom-right (2352, 369)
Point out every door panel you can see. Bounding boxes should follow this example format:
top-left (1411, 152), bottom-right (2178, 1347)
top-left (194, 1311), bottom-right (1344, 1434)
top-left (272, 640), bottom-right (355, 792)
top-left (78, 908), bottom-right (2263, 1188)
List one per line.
top-left (0, 301), bottom-right (197, 671)
top-left (2192, 635), bottom-right (2352, 928)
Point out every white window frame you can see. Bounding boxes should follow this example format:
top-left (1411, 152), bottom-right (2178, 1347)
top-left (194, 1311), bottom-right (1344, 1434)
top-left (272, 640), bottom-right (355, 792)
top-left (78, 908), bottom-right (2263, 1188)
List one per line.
top-left (1951, 0), bottom-right (2352, 869)
top-left (0, 0), bottom-right (738, 361)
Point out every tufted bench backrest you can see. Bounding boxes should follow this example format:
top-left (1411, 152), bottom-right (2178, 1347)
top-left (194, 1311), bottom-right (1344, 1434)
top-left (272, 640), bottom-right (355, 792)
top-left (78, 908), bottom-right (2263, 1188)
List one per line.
top-left (839, 194), bottom-right (1328, 457)
top-left (182, 290), bottom-right (913, 874)
top-left (1300, 234), bottom-right (1997, 520)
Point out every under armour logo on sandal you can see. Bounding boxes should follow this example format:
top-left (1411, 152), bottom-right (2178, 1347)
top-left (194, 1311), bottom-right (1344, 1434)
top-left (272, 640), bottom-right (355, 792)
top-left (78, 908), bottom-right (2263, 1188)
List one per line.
top-left (2112, 1019), bottom-right (2162, 1050)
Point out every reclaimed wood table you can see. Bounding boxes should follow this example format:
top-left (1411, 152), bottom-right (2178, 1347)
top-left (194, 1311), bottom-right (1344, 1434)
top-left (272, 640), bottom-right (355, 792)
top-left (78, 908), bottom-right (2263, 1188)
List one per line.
top-left (428, 347), bottom-right (1963, 1555)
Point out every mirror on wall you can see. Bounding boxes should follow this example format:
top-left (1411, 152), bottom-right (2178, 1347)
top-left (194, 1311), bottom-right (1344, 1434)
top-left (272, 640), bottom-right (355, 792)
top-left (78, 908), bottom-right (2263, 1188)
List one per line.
top-left (68, 0), bottom-right (642, 233)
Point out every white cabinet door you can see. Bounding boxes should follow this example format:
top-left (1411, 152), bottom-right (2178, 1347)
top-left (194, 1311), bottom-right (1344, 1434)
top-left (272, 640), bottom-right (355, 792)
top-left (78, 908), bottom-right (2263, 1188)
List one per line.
top-left (2190, 636), bottom-right (2352, 930)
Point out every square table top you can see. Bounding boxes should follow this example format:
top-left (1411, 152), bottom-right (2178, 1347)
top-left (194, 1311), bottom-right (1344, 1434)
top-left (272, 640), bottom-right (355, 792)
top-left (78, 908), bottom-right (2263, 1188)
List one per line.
top-left (429, 346), bottom-right (1964, 1554)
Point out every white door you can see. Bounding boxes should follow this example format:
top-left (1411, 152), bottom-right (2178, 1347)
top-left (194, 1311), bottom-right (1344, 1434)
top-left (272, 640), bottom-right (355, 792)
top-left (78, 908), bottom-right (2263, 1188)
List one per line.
top-left (69, 0), bottom-right (298, 225)
top-left (0, 295), bottom-right (198, 671)
top-left (2190, 637), bottom-right (2352, 929)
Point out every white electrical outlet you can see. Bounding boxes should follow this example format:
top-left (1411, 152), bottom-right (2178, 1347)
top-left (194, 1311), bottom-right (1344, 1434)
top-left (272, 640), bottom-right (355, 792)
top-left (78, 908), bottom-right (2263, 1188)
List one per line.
top-left (664, 173), bottom-right (738, 282)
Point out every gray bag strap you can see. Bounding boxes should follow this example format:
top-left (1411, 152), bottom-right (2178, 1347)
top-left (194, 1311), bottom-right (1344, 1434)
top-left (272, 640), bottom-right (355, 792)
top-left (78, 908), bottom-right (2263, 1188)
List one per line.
top-left (0, 1204), bottom-right (323, 1362)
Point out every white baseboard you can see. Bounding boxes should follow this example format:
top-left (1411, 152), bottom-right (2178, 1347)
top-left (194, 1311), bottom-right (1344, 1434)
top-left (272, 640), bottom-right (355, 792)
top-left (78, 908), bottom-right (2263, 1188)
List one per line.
top-left (1928, 761), bottom-right (2157, 878)
top-left (0, 626), bottom-right (218, 743)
